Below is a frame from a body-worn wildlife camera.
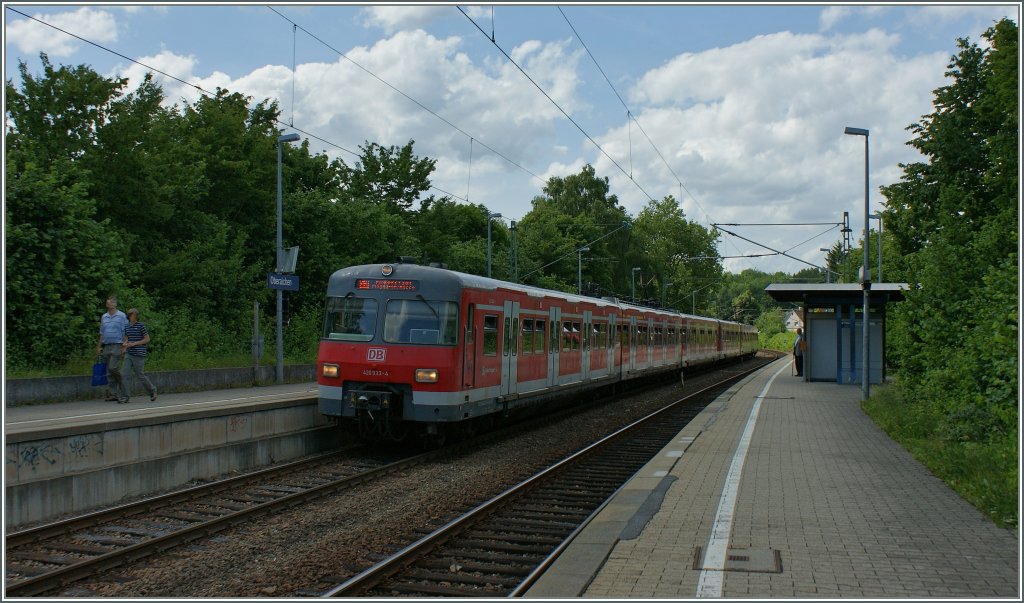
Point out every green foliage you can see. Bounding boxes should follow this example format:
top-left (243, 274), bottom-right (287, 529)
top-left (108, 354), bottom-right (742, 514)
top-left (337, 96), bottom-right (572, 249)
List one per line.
top-left (755, 309), bottom-right (786, 348)
top-left (4, 156), bottom-right (133, 368)
top-left (872, 19), bottom-right (1018, 527)
top-left (764, 331), bottom-right (796, 353)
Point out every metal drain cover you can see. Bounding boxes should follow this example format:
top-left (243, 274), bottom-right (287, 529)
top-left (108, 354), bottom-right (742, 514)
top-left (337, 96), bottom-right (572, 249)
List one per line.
top-left (692, 547), bottom-right (783, 573)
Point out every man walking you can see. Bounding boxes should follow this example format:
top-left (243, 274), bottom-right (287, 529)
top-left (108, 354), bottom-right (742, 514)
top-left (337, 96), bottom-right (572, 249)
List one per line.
top-left (124, 308), bottom-right (157, 402)
top-left (96, 295), bottom-right (129, 403)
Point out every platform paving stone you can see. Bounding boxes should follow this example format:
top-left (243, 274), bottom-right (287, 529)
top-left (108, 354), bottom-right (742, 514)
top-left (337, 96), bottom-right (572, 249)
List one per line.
top-left (529, 358), bottom-right (1019, 598)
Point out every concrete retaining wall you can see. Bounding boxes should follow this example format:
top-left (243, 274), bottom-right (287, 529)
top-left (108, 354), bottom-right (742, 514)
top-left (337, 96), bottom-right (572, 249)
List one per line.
top-left (5, 398), bottom-right (341, 529)
top-left (5, 364), bottom-right (317, 406)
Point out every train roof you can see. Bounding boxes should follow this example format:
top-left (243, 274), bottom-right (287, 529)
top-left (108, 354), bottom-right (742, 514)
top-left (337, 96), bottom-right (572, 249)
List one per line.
top-left (327, 263), bottom-right (751, 326)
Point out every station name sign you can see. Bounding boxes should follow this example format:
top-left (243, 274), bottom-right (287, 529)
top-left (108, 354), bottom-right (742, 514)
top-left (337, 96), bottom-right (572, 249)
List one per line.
top-left (268, 273), bottom-right (300, 291)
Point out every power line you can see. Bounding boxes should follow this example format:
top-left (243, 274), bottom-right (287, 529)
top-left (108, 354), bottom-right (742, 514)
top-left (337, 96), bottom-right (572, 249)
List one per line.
top-left (267, 7), bottom-right (546, 188)
top-left (458, 6), bottom-right (656, 205)
top-left (557, 6), bottom-right (716, 227)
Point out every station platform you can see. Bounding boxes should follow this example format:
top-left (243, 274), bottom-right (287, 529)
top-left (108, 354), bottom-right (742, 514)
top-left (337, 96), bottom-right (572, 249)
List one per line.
top-left (5, 382), bottom-right (333, 528)
top-left (5, 381), bottom-right (319, 441)
top-left (526, 357), bottom-right (1020, 598)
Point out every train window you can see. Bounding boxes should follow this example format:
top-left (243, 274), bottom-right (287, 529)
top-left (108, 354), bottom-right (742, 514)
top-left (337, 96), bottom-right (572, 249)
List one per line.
top-left (323, 296), bottom-right (378, 341)
top-left (504, 317), bottom-right (512, 357)
top-left (512, 317), bottom-right (519, 356)
top-left (382, 299), bottom-right (458, 345)
top-left (521, 319), bottom-right (533, 355)
top-left (562, 321), bottom-right (572, 352)
top-left (572, 322), bottom-right (581, 351)
top-left (483, 315), bottom-right (498, 356)
top-left (534, 319), bottom-right (546, 354)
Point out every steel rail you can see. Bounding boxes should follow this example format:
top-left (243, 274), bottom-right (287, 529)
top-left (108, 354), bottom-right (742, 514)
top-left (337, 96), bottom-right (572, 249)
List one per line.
top-left (323, 357), bottom-right (775, 597)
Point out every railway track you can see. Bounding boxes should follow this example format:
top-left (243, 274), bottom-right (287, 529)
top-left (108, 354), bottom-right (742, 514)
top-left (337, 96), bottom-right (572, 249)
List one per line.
top-left (321, 356), bottom-right (775, 597)
top-left (3, 446), bottom-right (422, 597)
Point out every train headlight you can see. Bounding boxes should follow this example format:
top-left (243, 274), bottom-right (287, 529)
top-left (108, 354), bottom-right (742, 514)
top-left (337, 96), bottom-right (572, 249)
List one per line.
top-left (415, 368), bottom-right (439, 383)
top-left (322, 363), bottom-right (340, 379)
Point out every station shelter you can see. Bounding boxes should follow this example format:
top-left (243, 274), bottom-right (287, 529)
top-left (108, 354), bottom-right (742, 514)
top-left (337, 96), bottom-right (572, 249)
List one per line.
top-left (765, 283), bottom-right (908, 384)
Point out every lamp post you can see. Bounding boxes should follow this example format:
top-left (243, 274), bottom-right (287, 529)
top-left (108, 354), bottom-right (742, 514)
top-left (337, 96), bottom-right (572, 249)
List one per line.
top-left (486, 211), bottom-right (501, 278)
top-left (870, 212), bottom-right (882, 282)
top-left (844, 125), bottom-right (870, 400)
top-left (577, 246), bottom-right (590, 295)
top-left (662, 281), bottom-right (673, 308)
top-left (276, 132), bottom-right (301, 384)
top-left (819, 247), bottom-right (831, 284)
top-left (631, 267), bottom-right (641, 303)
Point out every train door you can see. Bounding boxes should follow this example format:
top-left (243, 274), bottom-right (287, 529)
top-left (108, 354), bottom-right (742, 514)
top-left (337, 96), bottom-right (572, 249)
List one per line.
top-left (501, 300), bottom-right (520, 396)
top-left (547, 306), bottom-right (560, 387)
top-left (608, 314), bottom-right (618, 374)
top-left (581, 310), bottom-right (592, 381)
top-left (463, 304), bottom-right (476, 388)
top-left (628, 315), bottom-right (637, 373)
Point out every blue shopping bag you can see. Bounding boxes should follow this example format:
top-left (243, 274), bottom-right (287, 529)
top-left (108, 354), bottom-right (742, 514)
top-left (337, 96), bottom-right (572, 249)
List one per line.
top-left (91, 358), bottom-right (108, 386)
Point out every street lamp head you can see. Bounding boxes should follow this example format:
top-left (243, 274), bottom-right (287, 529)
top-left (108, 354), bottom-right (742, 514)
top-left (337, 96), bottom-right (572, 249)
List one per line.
top-left (580, 246), bottom-right (590, 253)
top-left (844, 126), bottom-right (869, 137)
top-left (487, 211), bottom-right (502, 219)
top-left (278, 133), bottom-right (301, 143)
top-left (632, 266), bottom-right (641, 272)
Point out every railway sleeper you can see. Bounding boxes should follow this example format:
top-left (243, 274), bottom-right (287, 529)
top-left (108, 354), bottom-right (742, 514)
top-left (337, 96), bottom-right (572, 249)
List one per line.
top-left (501, 509), bottom-right (588, 523)
top-left (420, 557), bottom-right (534, 576)
top-left (494, 516), bottom-right (580, 529)
top-left (462, 530), bottom-right (565, 546)
top-left (403, 568), bottom-right (523, 588)
top-left (446, 539), bottom-right (553, 554)
top-left (377, 580), bottom-right (502, 597)
top-left (432, 548), bottom-right (546, 565)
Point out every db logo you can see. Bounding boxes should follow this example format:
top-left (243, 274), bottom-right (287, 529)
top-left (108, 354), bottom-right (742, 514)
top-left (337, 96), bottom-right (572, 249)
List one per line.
top-left (367, 348), bottom-right (387, 362)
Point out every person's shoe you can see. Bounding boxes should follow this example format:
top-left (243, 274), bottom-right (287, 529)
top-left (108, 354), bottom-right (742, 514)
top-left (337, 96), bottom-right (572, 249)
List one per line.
top-left (118, 397), bottom-right (130, 404)
top-left (105, 396), bottom-right (119, 402)
top-left (150, 390), bottom-right (157, 402)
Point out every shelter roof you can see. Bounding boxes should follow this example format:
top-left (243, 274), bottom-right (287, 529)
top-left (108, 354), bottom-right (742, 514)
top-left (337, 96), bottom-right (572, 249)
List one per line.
top-left (765, 283), bottom-right (909, 304)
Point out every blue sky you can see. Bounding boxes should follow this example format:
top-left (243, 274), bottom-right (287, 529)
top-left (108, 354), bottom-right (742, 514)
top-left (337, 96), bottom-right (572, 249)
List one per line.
top-left (4, 3), bottom-right (1019, 276)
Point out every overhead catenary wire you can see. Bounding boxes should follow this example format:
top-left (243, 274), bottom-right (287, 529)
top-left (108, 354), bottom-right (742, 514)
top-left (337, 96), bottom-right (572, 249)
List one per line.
top-left (557, 7), bottom-right (714, 223)
top-left (6, 4), bottom-right (528, 204)
top-left (458, 5), bottom-right (656, 205)
top-left (267, 6), bottom-right (546, 188)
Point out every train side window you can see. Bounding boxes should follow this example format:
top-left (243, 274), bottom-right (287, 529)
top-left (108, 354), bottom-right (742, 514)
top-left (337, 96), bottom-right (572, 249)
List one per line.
top-left (504, 316), bottom-right (511, 357)
top-left (521, 319), bottom-right (533, 355)
top-left (466, 305), bottom-right (474, 343)
top-left (534, 319), bottom-right (546, 354)
top-left (572, 322), bottom-right (581, 351)
top-left (512, 317), bottom-right (519, 356)
top-left (483, 315), bottom-right (498, 356)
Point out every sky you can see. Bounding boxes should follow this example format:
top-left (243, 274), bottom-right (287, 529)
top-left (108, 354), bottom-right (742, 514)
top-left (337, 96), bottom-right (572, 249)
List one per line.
top-left (4, 2), bottom-right (1019, 277)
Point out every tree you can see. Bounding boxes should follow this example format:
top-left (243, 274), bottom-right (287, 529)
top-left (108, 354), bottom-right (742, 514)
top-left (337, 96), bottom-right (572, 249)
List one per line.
top-left (632, 196), bottom-right (721, 310)
top-left (517, 165), bottom-right (631, 295)
top-left (880, 18), bottom-right (1018, 442)
top-left (5, 155), bottom-right (132, 368)
top-left (339, 140), bottom-right (436, 215)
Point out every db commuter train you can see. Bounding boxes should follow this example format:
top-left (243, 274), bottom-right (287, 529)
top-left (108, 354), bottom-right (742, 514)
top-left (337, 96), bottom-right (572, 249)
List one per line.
top-left (317, 261), bottom-right (758, 445)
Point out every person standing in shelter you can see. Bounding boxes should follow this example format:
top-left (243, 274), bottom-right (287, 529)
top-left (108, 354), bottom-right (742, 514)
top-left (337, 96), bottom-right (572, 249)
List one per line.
top-left (96, 295), bottom-right (129, 403)
top-left (124, 308), bottom-right (157, 402)
top-left (793, 327), bottom-right (806, 377)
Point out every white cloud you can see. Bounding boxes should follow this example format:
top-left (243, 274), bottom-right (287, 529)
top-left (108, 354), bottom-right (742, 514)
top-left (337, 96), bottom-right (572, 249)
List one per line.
top-left (6, 7), bottom-right (118, 57)
top-left (586, 28), bottom-right (949, 273)
top-left (360, 6), bottom-right (450, 34)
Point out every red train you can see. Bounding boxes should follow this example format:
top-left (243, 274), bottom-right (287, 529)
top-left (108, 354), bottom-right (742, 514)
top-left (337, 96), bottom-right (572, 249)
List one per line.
top-left (317, 262), bottom-right (758, 444)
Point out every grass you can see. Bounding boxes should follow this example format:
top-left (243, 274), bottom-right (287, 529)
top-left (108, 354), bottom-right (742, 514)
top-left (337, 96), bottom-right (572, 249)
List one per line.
top-left (862, 384), bottom-right (1018, 529)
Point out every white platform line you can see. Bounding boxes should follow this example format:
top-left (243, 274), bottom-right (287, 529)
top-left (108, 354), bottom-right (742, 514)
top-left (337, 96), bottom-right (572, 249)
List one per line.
top-left (696, 360), bottom-right (789, 597)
